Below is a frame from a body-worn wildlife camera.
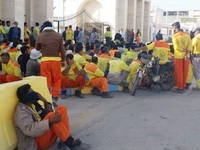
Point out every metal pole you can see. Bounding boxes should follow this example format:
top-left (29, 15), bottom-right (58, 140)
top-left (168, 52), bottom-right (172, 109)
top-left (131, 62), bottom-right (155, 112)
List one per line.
top-left (58, 21), bottom-right (60, 33)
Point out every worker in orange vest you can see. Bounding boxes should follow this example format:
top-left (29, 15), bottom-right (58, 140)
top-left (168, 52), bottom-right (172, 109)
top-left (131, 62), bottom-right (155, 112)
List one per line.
top-left (84, 55), bottom-right (113, 98)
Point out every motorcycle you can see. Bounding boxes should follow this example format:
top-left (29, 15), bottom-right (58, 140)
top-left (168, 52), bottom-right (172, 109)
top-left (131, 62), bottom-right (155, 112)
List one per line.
top-left (131, 52), bottom-right (174, 96)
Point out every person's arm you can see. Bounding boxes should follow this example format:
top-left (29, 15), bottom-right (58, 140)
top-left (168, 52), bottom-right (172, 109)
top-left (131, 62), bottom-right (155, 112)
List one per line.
top-left (62, 63), bottom-right (72, 76)
top-left (36, 36), bottom-right (41, 50)
top-left (192, 38), bottom-right (197, 55)
top-left (15, 108), bottom-right (50, 137)
top-left (59, 37), bottom-right (66, 62)
top-left (121, 61), bottom-right (130, 72)
top-left (19, 28), bottom-right (21, 39)
top-left (13, 66), bottom-right (21, 78)
top-left (94, 68), bottom-right (104, 77)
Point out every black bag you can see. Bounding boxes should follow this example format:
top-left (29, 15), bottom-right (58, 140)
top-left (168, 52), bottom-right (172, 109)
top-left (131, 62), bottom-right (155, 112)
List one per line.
top-left (33, 102), bottom-right (54, 119)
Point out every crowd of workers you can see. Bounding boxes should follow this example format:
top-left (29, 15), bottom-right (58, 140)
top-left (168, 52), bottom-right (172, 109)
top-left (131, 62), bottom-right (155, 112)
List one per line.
top-left (0, 19), bottom-right (200, 150)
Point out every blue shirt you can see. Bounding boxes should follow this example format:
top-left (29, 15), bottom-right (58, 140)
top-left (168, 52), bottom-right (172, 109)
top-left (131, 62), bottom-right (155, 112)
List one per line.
top-left (12, 27), bottom-right (19, 38)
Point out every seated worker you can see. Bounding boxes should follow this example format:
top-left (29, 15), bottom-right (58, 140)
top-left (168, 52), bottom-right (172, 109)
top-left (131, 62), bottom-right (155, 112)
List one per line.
top-left (18, 46), bottom-right (30, 76)
top-left (84, 55), bottom-right (113, 98)
top-left (8, 41), bottom-right (21, 61)
top-left (126, 52), bottom-right (143, 89)
top-left (107, 52), bottom-right (130, 91)
top-left (61, 50), bottom-right (85, 99)
top-left (0, 53), bottom-right (21, 84)
top-left (26, 49), bottom-right (42, 77)
top-left (134, 34), bottom-right (170, 65)
top-left (15, 84), bottom-right (88, 150)
top-left (97, 47), bottom-right (111, 72)
top-left (74, 43), bottom-right (89, 68)
top-left (109, 44), bottom-right (119, 58)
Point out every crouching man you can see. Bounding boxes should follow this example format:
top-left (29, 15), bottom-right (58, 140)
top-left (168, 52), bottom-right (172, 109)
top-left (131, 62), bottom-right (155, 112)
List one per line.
top-left (14, 84), bottom-right (89, 150)
top-left (61, 50), bottom-right (85, 99)
top-left (84, 55), bottom-right (113, 98)
top-left (0, 52), bottom-right (21, 84)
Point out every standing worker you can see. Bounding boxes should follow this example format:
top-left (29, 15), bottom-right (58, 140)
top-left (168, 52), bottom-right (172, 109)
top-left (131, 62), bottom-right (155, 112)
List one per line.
top-left (136, 29), bottom-right (141, 45)
top-left (36, 21), bottom-right (66, 106)
top-left (172, 22), bottom-right (192, 93)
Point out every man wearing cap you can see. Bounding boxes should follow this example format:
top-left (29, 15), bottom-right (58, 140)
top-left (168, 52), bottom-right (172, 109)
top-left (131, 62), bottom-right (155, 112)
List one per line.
top-left (26, 49), bottom-right (42, 77)
top-left (36, 21), bottom-right (66, 106)
top-left (191, 27), bottom-right (200, 91)
top-left (61, 50), bottom-right (85, 99)
top-left (172, 22), bottom-right (192, 93)
top-left (0, 52), bottom-right (21, 84)
top-left (8, 21), bottom-right (21, 43)
top-left (84, 55), bottom-right (113, 98)
top-left (97, 47), bottom-right (111, 72)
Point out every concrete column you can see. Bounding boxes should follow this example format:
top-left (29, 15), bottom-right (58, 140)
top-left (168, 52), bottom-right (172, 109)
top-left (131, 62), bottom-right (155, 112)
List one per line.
top-left (136, 0), bottom-right (144, 42)
top-left (143, 1), bottom-right (150, 42)
top-left (127, 0), bottom-right (137, 30)
top-left (115, 0), bottom-right (128, 32)
top-left (1, 0), bottom-right (25, 40)
top-left (30, 0), bottom-right (53, 27)
top-left (0, 0), bottom-right (2, 18)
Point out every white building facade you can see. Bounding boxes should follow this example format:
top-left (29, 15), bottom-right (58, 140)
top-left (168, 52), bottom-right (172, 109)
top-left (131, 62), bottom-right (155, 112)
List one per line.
top-left (54, 0), bottom-right (151, 43)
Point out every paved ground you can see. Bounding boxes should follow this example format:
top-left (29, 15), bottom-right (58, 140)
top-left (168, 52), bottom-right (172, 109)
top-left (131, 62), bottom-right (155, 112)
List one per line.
top-left (55, 83), bottom-right (200, 150)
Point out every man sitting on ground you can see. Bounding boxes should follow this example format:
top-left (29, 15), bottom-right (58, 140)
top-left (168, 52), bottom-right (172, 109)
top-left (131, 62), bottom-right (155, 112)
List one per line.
top-left (14, 84), bottom-right (89, 150)
top-left (74, 44), bottom-right (89, 68)
top-left (97, 47), bottom-right (111, 72)
top-left (61, 50), bottom-right (85, 99)
top-left (84, 55), bottom-right (113, 98)
top-left (26, 49), bottom-right (41, 77)
top-left (0, 52), bottom-right (21, 84)
top-left (107, 52), bottom-right (130, 92)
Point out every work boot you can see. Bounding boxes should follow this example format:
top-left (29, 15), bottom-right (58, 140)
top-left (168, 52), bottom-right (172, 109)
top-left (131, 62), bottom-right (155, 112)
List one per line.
top-left (57, 141), bottom-right (71, 150)
top-left (75, 90), bottom-right (84, 98)
top-left (123, 87), bottom-right (130, 93)
top-left (91, 88), bottom-right (102, 96)
top-left (52, 97), bottom-right (58, 108)
top-left (101, 92), bottom-right (113, 98)
top-left (61, 90), bottom-right (67, 99)
top-left (185, 83), bottom-right (191, 90)
top-left (172, 88), bottom-right (184, 94)
top-left (70, 143), bottom-right (91, 150)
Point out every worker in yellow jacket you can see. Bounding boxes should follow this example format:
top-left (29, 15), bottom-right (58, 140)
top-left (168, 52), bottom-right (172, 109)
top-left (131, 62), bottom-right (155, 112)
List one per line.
top-left (107, 52), bottom-right (130, 91)
top-left (84, 55), bottom-right (113, 98)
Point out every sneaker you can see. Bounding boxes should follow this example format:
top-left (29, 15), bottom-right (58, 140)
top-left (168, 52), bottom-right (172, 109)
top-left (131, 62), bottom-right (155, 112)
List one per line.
top-left (75, 90), bottom-right (84, 98)
top-left (101, 92), bottom-right (113, 98)
top-left (172, 88), bottom-right (184, 94)
top-left (91, 88), bottom-right (102, 96)
top-left (52, 97), bottom-right (58, 107)
top-left (192, 87), bottom-right (200, 91)
top-left (61, 90), bottom-right (67, 99)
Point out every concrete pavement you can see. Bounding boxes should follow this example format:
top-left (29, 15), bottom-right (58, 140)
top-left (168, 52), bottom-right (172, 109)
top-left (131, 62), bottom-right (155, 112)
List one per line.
top-left (56, 84), bottom-right (200, 150)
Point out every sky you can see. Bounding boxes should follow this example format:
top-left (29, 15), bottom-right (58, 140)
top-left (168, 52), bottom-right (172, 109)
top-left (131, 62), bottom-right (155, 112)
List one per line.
top-left (152, 0), bottom-right (199, 11)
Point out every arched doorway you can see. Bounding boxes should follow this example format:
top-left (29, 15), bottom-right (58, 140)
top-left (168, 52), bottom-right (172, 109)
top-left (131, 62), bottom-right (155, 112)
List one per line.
top-left (77, 0), bottom-right (103, 21)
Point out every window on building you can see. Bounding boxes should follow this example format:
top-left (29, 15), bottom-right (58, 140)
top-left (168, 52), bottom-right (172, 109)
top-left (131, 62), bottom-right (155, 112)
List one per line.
top-left (168, 11), bottom-right (177, 16)
top-left (163, 12), bottom-right (166, 16)
top-left (179, 11), bottom-right (188, 16)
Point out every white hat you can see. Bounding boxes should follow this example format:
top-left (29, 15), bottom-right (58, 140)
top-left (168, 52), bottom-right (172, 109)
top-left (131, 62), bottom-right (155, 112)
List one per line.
top-left (30, 49), bottom-right (42, 59)
top-left (66, 50), bottom-right (73, 56)
top-left (93, 54), bottom-right (98, 58)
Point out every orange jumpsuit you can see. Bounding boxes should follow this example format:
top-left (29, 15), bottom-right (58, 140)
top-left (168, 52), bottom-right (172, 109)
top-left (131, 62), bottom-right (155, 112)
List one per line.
top-left (61, 61), bottom-right (85, 90)
top-left (172, 31), bottom-right (192, 90)
top-left (36, 106), bottom-right (71, 149)
top-left (0, 60), bottom-right (21, 83)
top-left (84, 62), bottom-right (109, 92)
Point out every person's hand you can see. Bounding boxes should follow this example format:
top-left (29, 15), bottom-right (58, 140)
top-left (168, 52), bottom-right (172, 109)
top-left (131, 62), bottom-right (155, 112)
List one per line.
top-left (61, 61), bottom-right (65, 67)
top-left (68, 59), bottom-right (74, 66)
top-left (36, 92), bottom-right (48, 103)
top-left (49, 111), bottom-right (62, 125)
top-left (134, 48), bottom-right (141, 51)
